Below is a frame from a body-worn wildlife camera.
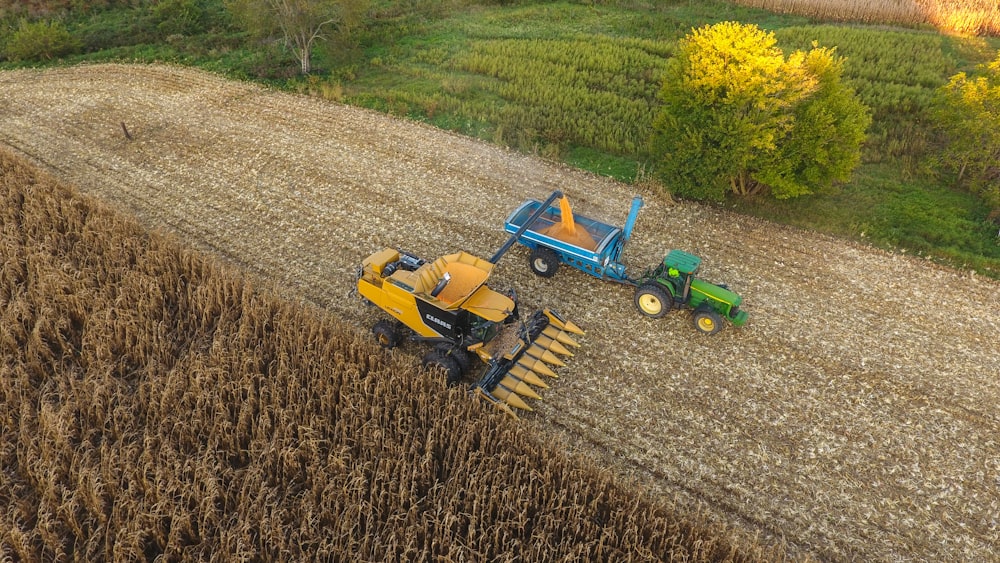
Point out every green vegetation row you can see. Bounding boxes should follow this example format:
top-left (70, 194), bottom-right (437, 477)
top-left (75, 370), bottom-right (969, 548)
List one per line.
top-left (0, 147), bottom-right (780, 560)
top-left (0, 1), bottom-right (998, 277)
top-left (775, 25), bottom-right (954, 163)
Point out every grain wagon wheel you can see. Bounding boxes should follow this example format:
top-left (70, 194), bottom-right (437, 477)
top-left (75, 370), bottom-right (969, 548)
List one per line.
top-left (529, 247), bottom-right (560, 278)
top-left (634, 284), bottom-right (672, 318)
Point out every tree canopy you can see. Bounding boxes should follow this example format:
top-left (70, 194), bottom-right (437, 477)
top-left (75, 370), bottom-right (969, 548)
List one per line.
top-left (932, 51), bottom-right (1000, 213)
top-left (225, 0), bottom-right (367, 75)
top-left (650, 21), bottom-right (870, 201)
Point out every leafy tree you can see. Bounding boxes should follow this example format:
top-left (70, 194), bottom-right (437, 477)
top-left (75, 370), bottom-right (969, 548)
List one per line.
top-left (650, 22), bottom-right (870, 201)
top-left (153, 0), bottom-right (208, 36)
top-left (225, 0), bottom-right (367, 75)
top-left (756, 46), bottom-right (872, 199)
top-left (931, 52), bottom-right (1000, 212)
top-left (3, 18), bottom-right (80, 62)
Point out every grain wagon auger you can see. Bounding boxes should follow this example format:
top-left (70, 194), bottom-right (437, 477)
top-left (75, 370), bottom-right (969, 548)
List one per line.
top-left (355, 190), bottom-right (584, 418)
top-left (502, 191), bottom-right (749, 335)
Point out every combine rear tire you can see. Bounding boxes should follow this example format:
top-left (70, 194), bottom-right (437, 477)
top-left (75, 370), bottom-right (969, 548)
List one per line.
top-left (373, 320), bottom-right (400, 348)
top-left (423, 351), bottom-right (463, 386)
top-left (634, 284), bottom-right (672, 318)
top-left (692, 307), bottom-right (723, 335)
top-left (529, 247), bottom-right (560, 278)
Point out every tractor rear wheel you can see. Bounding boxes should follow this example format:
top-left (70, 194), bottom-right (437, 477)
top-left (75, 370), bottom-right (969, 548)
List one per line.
top-left (529, 247), bottom-right (560, 278)
top-left (692, 307), bottom-right (723, 335)
top-left (373, 319), bottom-right (400, 348)
top-left (423, 351), bottom-right (463, 386)
top-left (634, 284), bottom-right (672, 318)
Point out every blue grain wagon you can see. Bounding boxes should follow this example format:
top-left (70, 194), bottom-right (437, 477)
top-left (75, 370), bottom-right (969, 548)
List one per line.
top-left (501, 194), bottom-right (644, 284)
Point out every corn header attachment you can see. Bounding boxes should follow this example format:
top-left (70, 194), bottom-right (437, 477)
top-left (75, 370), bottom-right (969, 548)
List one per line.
top-left (471, 308), bottom-right (583, 417)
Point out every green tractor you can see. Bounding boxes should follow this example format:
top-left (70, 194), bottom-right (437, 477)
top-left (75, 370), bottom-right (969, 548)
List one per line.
top-left (633, 249), bottom-right (748, 335)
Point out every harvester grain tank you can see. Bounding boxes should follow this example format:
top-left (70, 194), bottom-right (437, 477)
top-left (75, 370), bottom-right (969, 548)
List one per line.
top-left (355, 191), bottom-right (584, 417)
top-left (502, 192), bottom-right (749, 334)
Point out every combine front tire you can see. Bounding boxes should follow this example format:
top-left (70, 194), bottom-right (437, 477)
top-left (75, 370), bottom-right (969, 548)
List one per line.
top-left (434, 343), bottom-right (472, 374)
top-left (692, 307), bottom-right (723, 335)
top-left (373, 320), bottom-right (400, 348)
top-left (634, 284), bottom-right (672, 318)
top-left (529, 247), bottom-right (560, 278)
top-left (423, 351), bottom-right (463, 386)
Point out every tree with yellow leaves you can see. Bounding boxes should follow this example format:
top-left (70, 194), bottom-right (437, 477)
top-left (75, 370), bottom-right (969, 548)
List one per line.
top-left (932, 52), bottom-right (1000, 214)
top-left (650, 21), bottom-right (870, 201)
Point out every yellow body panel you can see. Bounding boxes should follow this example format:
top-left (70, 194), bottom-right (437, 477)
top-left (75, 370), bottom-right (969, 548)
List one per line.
top-left (363, 248), bottom-right (401, 275)
top-left (357, 248), bottom-right (513, 337)
top-left (463, 286), bottom-right (514, 322)
top-left (358, 275), bottom-right (442, 338)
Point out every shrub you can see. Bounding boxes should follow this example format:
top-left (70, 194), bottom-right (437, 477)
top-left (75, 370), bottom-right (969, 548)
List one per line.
top-left (931, 51), bottom-right (1000, 212)
top-left (650, 21), bottom-right (870, 201)
top-left (4, 18), bottom-right (80, 61)
top-left (153, 0), bottom-right (207, 36)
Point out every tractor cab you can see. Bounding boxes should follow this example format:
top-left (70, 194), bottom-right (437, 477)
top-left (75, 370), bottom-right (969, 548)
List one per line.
top-left (661, 249), bottom-right (701, 304)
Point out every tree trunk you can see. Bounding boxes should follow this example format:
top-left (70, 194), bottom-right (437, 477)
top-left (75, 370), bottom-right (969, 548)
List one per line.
top-left (746, 178), bottom-right (765, 196)
top-left (300, 47), bottom-right (310, 75)
top-left (731, 171), bottom-right (751, 196)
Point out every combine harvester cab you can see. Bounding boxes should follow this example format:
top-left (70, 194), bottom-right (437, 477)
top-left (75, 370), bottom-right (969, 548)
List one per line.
top-left (503, 191), bottom-right (749, 335)
top-left (356, 191), bottom-right (584, 417)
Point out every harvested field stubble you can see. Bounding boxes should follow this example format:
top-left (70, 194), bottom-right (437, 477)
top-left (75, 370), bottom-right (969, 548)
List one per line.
top-left (1, 64), bottom-right (999, 561)
top-left (0, 149), bottom-right (766, 560)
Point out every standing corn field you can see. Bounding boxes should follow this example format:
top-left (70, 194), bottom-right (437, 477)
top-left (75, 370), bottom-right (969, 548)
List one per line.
top-left (733, 0), bottom-right (1000, 36)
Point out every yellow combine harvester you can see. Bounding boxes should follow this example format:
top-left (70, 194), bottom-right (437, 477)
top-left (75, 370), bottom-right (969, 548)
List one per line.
top-left (355, 192), bottom-right (583, 417)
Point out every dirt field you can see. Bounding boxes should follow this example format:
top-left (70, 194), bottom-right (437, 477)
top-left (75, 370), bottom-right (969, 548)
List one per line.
top-left (2, 64), bottom-right (998, 561)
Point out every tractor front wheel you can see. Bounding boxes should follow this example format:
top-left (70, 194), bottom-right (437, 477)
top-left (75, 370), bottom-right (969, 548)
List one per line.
top-left (529, 247), bottom-right (560, 278)
top-left (634, 284), bottom-right (672, 318)
top-left (692, 307), bottom-right (723, 335)
top-left (373, 320), bottom-right (400, 348)
top-left (423, 351), bottom-right (463, 386)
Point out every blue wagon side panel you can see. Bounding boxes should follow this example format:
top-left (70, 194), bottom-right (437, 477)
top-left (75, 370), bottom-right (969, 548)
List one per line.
top-left (503, 199), bottom-right (631, 282)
